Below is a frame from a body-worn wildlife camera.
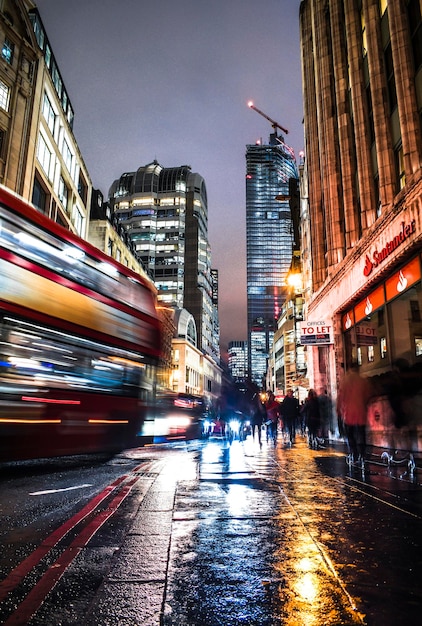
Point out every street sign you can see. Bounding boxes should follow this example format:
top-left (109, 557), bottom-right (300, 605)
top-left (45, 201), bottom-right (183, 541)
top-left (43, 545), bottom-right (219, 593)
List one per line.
top-left (300, 320), bottom-right (333, 345)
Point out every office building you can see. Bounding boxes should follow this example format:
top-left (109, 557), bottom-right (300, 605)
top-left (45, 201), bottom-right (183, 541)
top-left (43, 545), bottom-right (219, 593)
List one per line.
top-left (300, 0), bottom-right (422, 449)
top-left (108, 161), bottom-right (220, 363)
top-left (227, 340), bottom-right (248, 382)
top-left (246, 134), bottom-right (299, 386)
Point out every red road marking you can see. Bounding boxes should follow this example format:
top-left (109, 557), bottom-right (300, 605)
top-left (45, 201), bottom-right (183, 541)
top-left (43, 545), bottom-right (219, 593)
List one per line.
top-left (3, 477), bottom-right (140, 625)
top-left (0, 475), bottom-right (127, 602)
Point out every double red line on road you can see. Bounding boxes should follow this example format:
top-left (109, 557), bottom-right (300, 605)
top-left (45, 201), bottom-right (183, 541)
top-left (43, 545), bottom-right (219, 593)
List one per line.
top-left (0, 461), bottom-right (155, 625)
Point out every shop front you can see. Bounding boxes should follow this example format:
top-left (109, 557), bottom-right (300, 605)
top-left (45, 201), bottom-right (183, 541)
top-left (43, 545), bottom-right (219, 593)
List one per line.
top-left (307, 194), bottom-right (421, 453)
top-left (342, 253), bottom-right (422, 452)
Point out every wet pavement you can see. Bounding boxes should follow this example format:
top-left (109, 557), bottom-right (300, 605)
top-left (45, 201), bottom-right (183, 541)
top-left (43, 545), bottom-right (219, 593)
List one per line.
top-left (80, 434), bottom-right (422, 625)
top-left (163, 438), bottom-right (364, 626)
top-left (3, 433), bottom-right (422, 625)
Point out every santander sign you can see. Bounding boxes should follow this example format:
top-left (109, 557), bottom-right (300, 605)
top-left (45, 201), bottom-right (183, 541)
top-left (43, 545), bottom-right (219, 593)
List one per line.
top-left (363, 219), bottom-right (416, 277)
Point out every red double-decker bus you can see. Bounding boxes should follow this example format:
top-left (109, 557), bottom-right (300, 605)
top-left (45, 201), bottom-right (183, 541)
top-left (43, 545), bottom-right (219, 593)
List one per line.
top-left (0, 185), bottom-right (162, 461)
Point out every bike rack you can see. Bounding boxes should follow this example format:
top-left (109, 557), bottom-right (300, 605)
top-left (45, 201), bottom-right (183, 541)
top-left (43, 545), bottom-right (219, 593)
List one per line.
top-left (380, 450), bottom-right (418, 480)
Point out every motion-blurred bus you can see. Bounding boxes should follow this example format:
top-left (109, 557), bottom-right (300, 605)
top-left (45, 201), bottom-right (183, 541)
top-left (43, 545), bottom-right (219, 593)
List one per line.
top-left (0, 185), bottom-right (162, 461)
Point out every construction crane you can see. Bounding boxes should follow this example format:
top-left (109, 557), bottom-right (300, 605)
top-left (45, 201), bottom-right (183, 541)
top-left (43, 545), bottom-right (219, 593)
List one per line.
top-left (247, 101), bottom-right (289, 135)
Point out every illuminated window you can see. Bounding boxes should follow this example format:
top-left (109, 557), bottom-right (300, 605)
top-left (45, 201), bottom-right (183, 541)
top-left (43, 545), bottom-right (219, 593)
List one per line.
top-left (2, 38), bottom-right (14, 64)
top-left (395, 145), bottom-right (405, 190)
top-left (133, 197), bottom-right (155, 206)
top-left (0, 79), bottom-right (10, 111)
top-left (380, 337), bottom-right (387, 358)
top-left (361, 11), bottom-right (367, 56)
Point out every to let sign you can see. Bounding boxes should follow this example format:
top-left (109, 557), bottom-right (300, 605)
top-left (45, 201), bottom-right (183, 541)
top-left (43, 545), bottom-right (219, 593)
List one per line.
top-left (300, 321), bottom-right (333, 345)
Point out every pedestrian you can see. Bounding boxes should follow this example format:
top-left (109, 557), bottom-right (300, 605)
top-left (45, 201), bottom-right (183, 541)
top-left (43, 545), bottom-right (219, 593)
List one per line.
top-left (265, 391), bottom-right (281, 444)
top-left (281, 389), bottom-right (299, 444)
top-left (299, 400), bottom-right (307, 435)
top-left (251, 395), bottom-right (265, 446)
top-left (318, 389), bottom-right (334, 443)
top-left (305, 389), bottom-right (321, 448)
top-left (336, 366), bottom-right (372, 466)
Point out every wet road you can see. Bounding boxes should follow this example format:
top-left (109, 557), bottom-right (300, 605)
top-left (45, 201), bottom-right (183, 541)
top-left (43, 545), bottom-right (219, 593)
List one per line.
top-left (164, 436), bottom-right (422, 625)
top-left (1, 434), bottom-right (421, 625)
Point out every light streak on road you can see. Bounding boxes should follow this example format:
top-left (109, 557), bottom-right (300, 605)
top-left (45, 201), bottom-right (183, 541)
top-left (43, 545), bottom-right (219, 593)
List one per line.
top-left (29, 484), bottom-right (93, 496)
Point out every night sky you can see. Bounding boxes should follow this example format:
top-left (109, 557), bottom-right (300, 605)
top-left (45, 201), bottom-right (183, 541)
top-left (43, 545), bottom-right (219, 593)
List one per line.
top-left (33, 0), bottom-right (304, 359)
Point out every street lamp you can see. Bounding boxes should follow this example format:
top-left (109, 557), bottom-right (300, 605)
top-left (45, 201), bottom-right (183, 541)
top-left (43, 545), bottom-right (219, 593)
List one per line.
top-left (286, 269), bottom-right (303, 292)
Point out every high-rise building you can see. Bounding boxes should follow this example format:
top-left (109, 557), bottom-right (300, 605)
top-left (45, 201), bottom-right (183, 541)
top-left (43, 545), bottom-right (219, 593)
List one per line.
top-left (246, 134), bottom-right (299, 386)
top-left (227, 341), bottom-right (248, 382)
top-left (108, 161), bottom-right (219, 363)
top-left (300, 0), bottom-right (422, 448)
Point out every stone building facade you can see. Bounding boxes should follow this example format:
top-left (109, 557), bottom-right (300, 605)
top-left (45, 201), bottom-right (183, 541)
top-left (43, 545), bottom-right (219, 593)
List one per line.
top-left (300, 0), bottom-right (422, 450)
top-left (0, 1), bottom-right (92, 237)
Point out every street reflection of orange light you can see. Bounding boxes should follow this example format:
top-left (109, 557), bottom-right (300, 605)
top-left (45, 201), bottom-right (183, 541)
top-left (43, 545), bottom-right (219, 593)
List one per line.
top-left (294, 565), bottom-right (319, 603)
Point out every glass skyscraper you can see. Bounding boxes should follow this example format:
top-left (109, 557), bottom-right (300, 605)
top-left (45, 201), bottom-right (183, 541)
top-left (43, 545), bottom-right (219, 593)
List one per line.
top-left (246, 134), bottom-right (298, 386)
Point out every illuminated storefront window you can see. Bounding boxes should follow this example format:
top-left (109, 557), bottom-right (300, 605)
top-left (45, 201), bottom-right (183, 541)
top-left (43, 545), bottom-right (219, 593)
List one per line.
top-left (342, 256), bottom-right (422, 374)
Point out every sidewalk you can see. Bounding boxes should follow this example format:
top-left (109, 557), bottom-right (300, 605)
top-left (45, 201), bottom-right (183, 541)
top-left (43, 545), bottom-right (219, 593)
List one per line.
top-left (83, 452), bottom-right (191, 626)
top-left (81, 437), bottom-right (422, 626)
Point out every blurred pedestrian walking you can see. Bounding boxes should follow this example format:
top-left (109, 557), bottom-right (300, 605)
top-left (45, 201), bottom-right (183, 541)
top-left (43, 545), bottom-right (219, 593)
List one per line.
top-left (281, 389), bottom-right (299, 444)
top-left (318, 389), bottom-right (334, 443)
top-left (337, 366), bottom-right (372, 466)
top-left (265, 391), bottom-right (281, 444)
top-left (251, 394), bottom-right (265, 446)
top-left (305, 389), bottom-right (321, 448)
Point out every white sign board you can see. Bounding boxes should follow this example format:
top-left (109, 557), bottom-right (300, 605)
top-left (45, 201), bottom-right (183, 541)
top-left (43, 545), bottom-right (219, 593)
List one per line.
top-left (300, 320), bottom-right (333, 345)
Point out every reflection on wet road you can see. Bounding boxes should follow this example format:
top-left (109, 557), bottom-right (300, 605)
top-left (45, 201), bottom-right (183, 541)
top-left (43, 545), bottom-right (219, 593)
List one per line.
top-left (164, 436), bottom-right (371, 625)
top-left (1, 435), bottom-right (420, 624)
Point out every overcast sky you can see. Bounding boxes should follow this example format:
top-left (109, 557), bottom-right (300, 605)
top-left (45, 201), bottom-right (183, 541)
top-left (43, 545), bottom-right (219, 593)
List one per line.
top-left (34, 0), bottom-right (304, 358)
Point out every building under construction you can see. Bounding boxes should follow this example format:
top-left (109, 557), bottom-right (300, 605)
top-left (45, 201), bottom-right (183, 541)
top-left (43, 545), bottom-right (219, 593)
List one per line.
top-left (246, 103), bottom-right (299, 387)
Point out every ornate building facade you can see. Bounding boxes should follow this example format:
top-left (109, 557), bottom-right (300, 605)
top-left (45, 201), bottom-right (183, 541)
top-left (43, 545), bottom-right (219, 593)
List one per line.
top-left (300, 0), bottom-right (422, 449)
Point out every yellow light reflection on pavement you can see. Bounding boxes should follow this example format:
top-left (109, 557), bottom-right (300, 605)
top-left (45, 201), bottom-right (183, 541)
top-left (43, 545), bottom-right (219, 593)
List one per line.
top-left (271, 440), bottom-right (365, 625)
